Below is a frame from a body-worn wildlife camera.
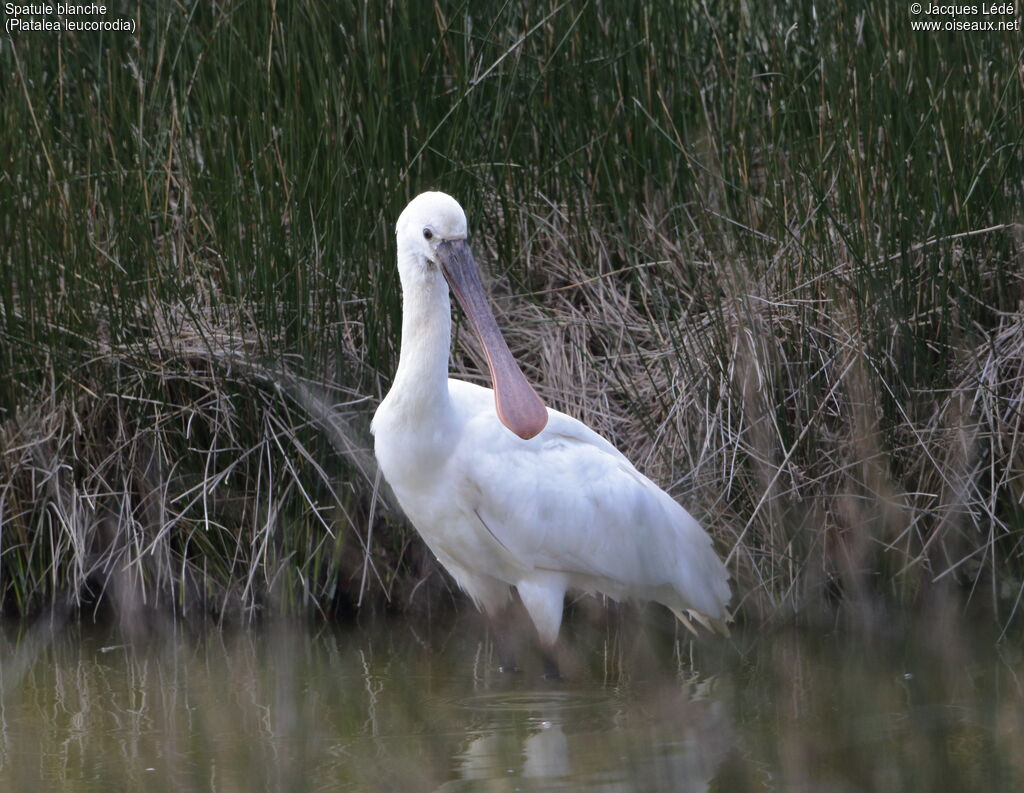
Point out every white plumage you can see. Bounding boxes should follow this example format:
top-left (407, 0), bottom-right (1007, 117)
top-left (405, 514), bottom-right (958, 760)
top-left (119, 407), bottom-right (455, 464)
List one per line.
top-left (372, 192), bottom-right (730, 651)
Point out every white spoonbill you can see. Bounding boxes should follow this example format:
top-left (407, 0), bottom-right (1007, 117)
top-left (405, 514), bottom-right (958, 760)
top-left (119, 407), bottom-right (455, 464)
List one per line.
top-left (372, 192), bottom-right (731, 667)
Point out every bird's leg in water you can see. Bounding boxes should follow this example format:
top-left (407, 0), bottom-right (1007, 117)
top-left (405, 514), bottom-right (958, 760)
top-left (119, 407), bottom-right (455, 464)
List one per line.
top-left (480, 605), bottom-right (522, 672)
top-left (515, 580), bottom-right (565, 679)
top-left (491, 622), bottom-right (520, 673)
top-left (494, 630), bottom-right (560, 679)
top-left (498, 641), bottom-right (520, 673)
top-left (487, 607), bottom-right (557, 675)
top-left (540, 648), bottom-right (560, 680)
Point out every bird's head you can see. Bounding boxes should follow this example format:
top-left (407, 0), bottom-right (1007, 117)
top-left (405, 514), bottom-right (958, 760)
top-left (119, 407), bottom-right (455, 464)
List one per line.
top-left (395, 191), bottom-right (468, 280)
top-left (394, 191), bottom-right (547, 441)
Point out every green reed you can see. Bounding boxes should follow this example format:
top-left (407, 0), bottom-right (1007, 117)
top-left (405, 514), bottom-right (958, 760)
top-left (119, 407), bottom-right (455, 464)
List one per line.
top-left (1, 1), bottom-right (1021, 627)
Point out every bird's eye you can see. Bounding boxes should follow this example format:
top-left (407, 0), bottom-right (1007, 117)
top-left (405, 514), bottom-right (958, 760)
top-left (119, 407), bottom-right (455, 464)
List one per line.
top-left (423, 228), bottom-right (434, 240)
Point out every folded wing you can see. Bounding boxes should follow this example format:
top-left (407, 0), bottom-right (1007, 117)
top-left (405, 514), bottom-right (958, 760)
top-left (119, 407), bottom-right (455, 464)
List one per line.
top-left (448, 381), bottom-right (731, 622)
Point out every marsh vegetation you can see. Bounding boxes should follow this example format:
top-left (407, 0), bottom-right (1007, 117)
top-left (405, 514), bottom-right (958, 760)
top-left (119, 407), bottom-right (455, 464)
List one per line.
top-left (1, 2), bottom-right (1022, 631)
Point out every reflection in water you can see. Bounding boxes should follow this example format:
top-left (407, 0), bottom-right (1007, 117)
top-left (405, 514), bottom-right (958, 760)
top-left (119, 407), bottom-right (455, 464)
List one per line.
top-left (0, 612), bottom-right (1021, 792)
top-left (439, 684), bottom-right (729, 792)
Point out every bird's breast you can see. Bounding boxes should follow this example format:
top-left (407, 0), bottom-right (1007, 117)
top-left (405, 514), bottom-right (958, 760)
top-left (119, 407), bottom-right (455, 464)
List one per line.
top-left (374, 427), bottom-right (445, 490)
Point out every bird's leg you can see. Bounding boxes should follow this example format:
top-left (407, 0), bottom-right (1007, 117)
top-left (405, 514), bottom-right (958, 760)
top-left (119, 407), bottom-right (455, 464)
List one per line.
top-left (496, 635), bottom-right (520, 674)
top-left (485, 610), bottom-right (520, 673)
top-left (540, 647), bottom-right (561, 680)
top-left (496, 629), bottom-right (560, 678)
top-left (515, 580), bottom-right (565, 679)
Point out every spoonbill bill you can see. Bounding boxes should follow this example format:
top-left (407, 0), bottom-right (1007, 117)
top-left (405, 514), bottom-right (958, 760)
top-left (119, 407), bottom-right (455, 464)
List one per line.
top-left (372, 192), bottom-right (730, 669)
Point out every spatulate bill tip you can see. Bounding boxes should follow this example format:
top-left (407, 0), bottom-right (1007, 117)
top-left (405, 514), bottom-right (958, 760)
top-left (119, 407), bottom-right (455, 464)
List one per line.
top-left (496, 389), bottom-right (548, 440)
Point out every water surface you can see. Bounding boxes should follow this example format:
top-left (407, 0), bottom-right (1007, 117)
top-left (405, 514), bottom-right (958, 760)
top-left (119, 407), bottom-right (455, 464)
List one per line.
top-left (1, 610), bottom-right (1021, 791)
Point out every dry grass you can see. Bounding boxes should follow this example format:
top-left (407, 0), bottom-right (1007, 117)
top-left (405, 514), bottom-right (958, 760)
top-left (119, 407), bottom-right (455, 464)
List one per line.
top-left (1, 198), bottom-right (1022, 629)
top-left (485, 196), bottom-right (1024, 625)
top-left (1, 1), bottom-right (1022, 630)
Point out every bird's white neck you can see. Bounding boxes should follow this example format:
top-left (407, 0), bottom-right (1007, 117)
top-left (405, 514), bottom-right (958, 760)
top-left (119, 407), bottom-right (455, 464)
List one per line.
top-left (387, 249), bottom-right (453, 418)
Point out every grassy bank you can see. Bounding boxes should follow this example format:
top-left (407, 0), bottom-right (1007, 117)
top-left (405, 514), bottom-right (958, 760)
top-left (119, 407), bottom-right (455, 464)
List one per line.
top-left (1, 1), bottom-right (1022, 628)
